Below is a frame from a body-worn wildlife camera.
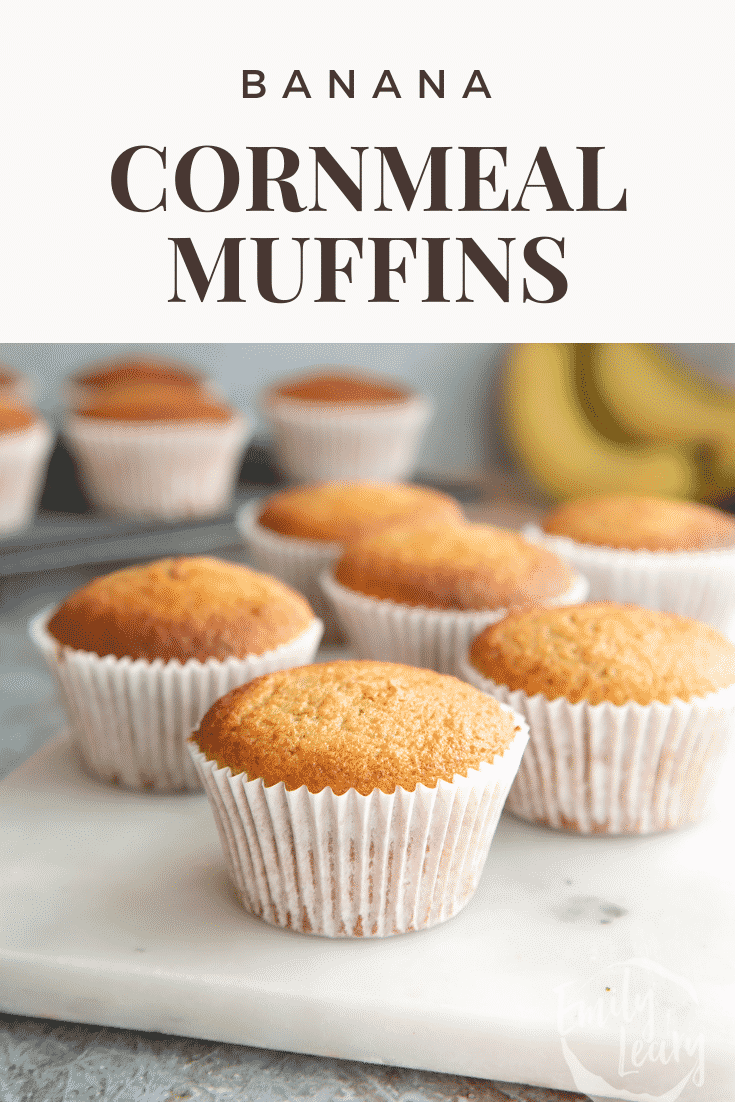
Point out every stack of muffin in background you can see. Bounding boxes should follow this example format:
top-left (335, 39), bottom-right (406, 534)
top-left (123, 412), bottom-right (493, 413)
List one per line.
top-left (63, 356), bottom-right (251, 520)
top-left (22, 356), bottom-right (735, 941)
top-left (0, 354), bottom-right (253, 534)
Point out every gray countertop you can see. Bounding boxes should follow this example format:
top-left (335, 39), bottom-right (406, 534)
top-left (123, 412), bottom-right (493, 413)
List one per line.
top-left (0, 1014), bottom-right (588, 1101)
top-left (0, 565), bottom-right (589, 1102)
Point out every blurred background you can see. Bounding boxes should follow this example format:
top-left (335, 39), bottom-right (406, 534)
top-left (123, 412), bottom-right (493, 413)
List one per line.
top-left (1, 340), bottom-right (735, 776)
top-left (3, 341), bottom-right (735, 506)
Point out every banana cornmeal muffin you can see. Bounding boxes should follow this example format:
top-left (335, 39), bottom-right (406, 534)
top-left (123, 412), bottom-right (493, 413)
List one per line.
top-left (542, 495), bottom-right (735, 551)
top-left (258, 482), bottom-right (463, 544)
top-left (264, 369), bottom-right (432, 485)
top-left (194, 659), bottom-right (518, 795)
top-left (47, 556), bottom-right (316, 662)
top-left (469, 602), bottom-right (735, 705)
top-left (269, 371), bottom-right (413, 406)
top-left (73, 359), bottom-right (204, 391)
top-left (0, 399), bottom-right (38, 433)
top-left (334, 521), bottom-right (575, 611)
top-left (190, 660), bottom-right (528, 935)
top-left (463, 602), bottom-right (735, 834)
top-left (76, 384), bottom-right (234, 423)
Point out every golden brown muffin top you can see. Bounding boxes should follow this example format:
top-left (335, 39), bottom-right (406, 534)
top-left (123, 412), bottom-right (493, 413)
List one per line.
top-left (258, 482), bottom-right (463, 543)
top-left (193, 659), bottom-right (519, 795)
top-left (47, 556), bottom-right (315, 662)
top-left (542, 495), bottom-right (735, 551)
top-left (0, 399), bottom-right (38, 433)
top-left (76, 384), bottom-right (234, 423)
top-left (469, 602), bottom-right (735, 706)
top-left (74, 359), bottom-right (203, 390)
top-left (269, 371), bottom-right (412, 406)
top-left (334, 522), bottom-right (574, 611)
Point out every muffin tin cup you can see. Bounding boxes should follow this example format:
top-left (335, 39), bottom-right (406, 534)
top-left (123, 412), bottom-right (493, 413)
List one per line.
top-left (263, 391), bottom-right (433, 483)
top-left (0, 420), bottom-right (54, 537)
top-left (320, 570), bottom-right (590, 676)
top-left (524, 523), bottom-right (735, 632)
top-left (458, 652), bottom-right (735, 834)
top-left (63, 413), bottom-right (252, 521)
top-left (29, 609), bottom-right (324, 793)
top-left (189, 705), bottom-right (529, 938)
top-left (236, 500), bottom-right (344, 642)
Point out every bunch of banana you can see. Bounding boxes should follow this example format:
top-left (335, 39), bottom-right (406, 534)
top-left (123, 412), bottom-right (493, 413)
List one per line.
top-left (500, 344), bottom-right (735, 502)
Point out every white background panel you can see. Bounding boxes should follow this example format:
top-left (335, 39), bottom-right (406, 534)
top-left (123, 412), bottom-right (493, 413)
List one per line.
top-left (0, 0), bottom-right (731, 340)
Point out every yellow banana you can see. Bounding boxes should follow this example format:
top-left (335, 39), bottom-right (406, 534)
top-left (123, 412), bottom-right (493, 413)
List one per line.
top-left (501, 344), bottom-right (697, 501)
top-left (594, 344), bottom-right (735, 443)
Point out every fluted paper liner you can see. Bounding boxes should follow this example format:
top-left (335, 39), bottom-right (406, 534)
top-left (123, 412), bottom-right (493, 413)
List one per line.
top-left (264, 389), bottom-right (433, 483)
top-left (0, 420), bottom-right (54, 536)
top-left (525, 523), bottom-right (735, 632)
top-left (321, 569), bottom-right (589, 676)
top-left (30, 609), bottom-right (323, 792)
top-left (237, 500), bottom-right (343, 641)
top-left (64, 413), bottom-right (251, 520)
top-left (189, 704), bottom-right (529, 937)
top-left (459, 651), bottom-right (735, 834)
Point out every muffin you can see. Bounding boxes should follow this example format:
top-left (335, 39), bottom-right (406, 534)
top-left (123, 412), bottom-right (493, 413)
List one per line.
top-left (64, 385), bottom-right (251, 519)
top-left (31, 557), bottom-right (323, 791)
top-left (237, 481), bottom-right (464, 638)
top-left (272, 373), bottom-right (413, 405)
top-left (526, 494), bottom-right (735, 630)
top-left (263, 367), bottom-right (433, 482)
top-left (189, 660), bottom-right (529, 936)
top-left (460, 602), bottom-right (735, 833)
top-left (75, 386), bottom-right (232, 424)
top-left (0, 400), bottom-right (53, 536)
top-left (322, 521), bottom-right (588, 673)
top-left (66, 356), bottom-right (208, 409)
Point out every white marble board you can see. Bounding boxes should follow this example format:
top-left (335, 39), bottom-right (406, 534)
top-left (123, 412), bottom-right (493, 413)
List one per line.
top-left (0, 731), bottom-right (733, 1100)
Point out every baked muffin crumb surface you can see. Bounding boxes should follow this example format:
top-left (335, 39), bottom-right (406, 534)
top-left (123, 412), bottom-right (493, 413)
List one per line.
top-left (334, 522), bottom-right (574, 611)
top-left (75, 360), bottom-right (203, 390)
top-left (258, 481), bottom-right (463, 543)
top-left (193, 659), bottom-right (518, 795)
top-left (270, 372), bottom-right (411, 406)
top-left (542, 495), bottom-right (735, 551)
top-left (77, 384), bottom-right (234, 423)
top-left (47, 556), bottom-right (315, 662)
top-left (469, 602), bottom-right (735, 705)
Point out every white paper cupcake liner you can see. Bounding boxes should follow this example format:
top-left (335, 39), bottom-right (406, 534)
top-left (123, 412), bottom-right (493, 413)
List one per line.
top-left (189, 703), bottom-right (529, 937)
top-left (264, 389), bottom-right (433, 483)
top-left (321, 570), bottom-right (589, 676)
top-left (64, 413), bottom-right (251, 520)
top-left (30, 608), bottom-right (323, 793)
top-left (237, 500), bottom-right (344, 641)
top-left (459, 651), bottom-right (735, 834)
top-left (525, 523), bottom-right (735, 631)
top-left (0, 420), bottom-right (54, 537)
